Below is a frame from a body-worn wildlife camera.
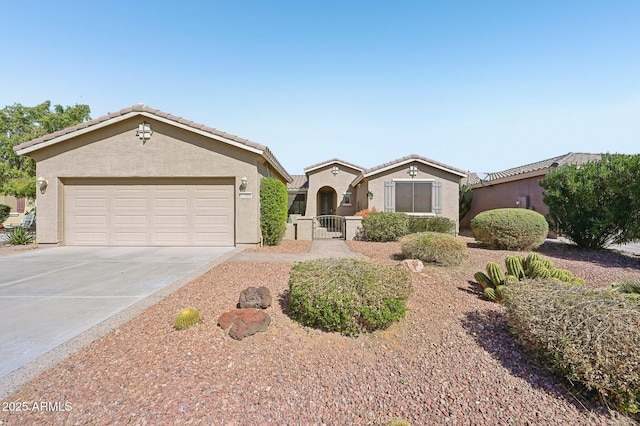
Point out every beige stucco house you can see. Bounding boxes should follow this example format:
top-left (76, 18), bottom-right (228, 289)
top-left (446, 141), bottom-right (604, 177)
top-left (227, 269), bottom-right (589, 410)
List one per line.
top-left (14, 104), bottom-right (291, 247)
top-left (461, 152), bottom-right (602, 229)
top-left (288, 154), bottom-right (467, 233)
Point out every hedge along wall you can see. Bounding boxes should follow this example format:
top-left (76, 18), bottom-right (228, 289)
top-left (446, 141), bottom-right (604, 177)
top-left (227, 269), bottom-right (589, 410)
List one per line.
top-left (260, 177), bottom-right (288, 245)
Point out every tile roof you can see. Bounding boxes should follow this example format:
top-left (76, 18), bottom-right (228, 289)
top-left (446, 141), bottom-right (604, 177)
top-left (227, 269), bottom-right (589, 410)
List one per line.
top-left (471, 152), bottom-right (602, 185)
top-left (14, 104), bottom-right (292, 182)
top-left (362, 154), bottom-right (467, 177)
top-left (303, 158), bottom-right (365, 173)
top-left (287, 174), bottom-right (309, 190)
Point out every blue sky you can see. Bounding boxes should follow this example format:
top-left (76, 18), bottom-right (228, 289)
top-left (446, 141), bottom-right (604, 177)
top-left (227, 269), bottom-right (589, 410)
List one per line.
top-left (2, 1), bottom-right (638, 175)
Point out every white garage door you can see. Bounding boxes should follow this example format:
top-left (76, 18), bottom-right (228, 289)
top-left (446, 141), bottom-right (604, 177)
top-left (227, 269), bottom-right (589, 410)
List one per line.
top-left (64, 178), bottom-right (234, 246)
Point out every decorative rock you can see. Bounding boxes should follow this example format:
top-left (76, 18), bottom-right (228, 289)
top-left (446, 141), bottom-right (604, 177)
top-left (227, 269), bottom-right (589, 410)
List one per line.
top-left (238, 286), bottom-right (272, 309)
top-left (218, 309), bottom-right (271, 340)
top-left (400, 259), bottom-right (424, 273)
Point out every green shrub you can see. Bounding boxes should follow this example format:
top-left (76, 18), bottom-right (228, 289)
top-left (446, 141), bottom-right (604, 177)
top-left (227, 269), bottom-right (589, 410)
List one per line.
top-left (0, 204), bottom-right (10, 223)
top-left (6, 227), bottom-right (35, 245)
top-left (359, 212), bottom-right (409, 242)
top-left (287, 258), bottom-right (412, 336)
top-left (541, 154), bottom-right (640, 249)
top-left (260, 177), bottom-right (288, 246)
top-left (407, 216), bottom-right (456, 235)
top-left (470, 208), bottom-right (548, 250)
top-left (400, 232), bottom-right (468, 266)
top-left (504, 279), bottom-right (640, 415)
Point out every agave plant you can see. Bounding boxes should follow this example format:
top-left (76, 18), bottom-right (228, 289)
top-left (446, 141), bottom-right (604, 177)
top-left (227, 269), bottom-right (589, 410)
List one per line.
top-left (6, 227), bottom-right (35, 246)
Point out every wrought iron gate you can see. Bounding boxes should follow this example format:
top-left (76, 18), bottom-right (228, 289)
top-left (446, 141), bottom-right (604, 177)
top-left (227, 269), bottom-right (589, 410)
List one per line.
top-left (313, 215), bottom-right (346, 240)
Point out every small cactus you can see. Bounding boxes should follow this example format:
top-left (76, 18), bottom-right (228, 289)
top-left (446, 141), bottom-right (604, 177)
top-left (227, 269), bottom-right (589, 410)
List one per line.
top-left (486, 262), bottom-right (505, 286)
top-left (523, 253), bottom-right (542, 271)
top-left (174, 307), bottom-right (202, 330)
top-left (484, 287), bottom-right (498, 301)
top-left (474, 271), bottom-right (493, 289)
top-left (505, 256), bottom-right (525, 279)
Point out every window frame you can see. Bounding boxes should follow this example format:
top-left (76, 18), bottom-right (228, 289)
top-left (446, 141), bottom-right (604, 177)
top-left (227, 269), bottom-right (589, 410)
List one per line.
top-left (385, 178), bottom-right (442, 216)
top-left (342, 192), bottom-right (352, 206)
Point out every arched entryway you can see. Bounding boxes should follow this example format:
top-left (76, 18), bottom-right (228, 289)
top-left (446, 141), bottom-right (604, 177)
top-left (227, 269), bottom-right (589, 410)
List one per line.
top-left (317, 186), bottom-right (337, 216)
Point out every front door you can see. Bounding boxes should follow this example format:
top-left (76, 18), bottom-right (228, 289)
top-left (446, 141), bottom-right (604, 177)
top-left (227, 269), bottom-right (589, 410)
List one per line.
top-left (318, 190), bottom-right (335, 215)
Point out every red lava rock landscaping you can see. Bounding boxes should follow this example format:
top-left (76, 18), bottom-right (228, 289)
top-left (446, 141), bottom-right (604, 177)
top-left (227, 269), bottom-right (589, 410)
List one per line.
top-left (1, 239), bottom-right (639, 425)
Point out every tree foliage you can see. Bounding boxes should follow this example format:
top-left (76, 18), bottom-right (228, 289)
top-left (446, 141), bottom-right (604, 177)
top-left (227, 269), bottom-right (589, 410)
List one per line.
top-left (540, 154), bottom-right (640, 249)
top-left (459, 180), bottom-right (473, 221)
top-left (0, 101), bottom-right (91, 198)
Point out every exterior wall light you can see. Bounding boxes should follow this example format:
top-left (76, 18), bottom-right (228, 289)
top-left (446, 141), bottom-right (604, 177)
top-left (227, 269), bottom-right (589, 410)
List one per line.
top-left (367, 190), bottom-right (374, 200)
top-left (136, 121), bottom-right (153, 143)
top-left (36, 176), bottom-right (48, 194)
top-left (240, 176), bottom-right (248, 191)
top-left (331, 166), bottom-right (339, 176)
top-left (408, 165), bottom-right (419, 178)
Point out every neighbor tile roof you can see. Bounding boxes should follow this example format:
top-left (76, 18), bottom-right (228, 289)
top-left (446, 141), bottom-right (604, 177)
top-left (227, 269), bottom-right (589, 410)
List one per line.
top-left (14, 104), bottom-right (292, 182)
top-left (471, 152), bottom-right (602, 184)
top-left (287, 175), bottom-right (309, 190)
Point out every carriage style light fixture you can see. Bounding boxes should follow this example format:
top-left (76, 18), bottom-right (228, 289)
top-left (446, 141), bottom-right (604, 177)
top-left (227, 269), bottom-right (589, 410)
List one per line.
top-left (408, 165), bottom-right (419, 178)
top-left (240, 176), bottom-right (248, 191)
top-left (331, 166), bottom-right (339, 176)
top-left (36, 176), bottom-right (48, 194)
top-left (136, 121), bottom-right (153, 143)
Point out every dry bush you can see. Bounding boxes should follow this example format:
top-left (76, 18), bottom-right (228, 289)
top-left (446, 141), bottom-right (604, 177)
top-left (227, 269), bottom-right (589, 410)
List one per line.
top-left (400, 232), bottom-right (468, 266)
top-left (503, 279), bottom-right (640, 415)
top-left (288, 258), bottom-right (412, 336)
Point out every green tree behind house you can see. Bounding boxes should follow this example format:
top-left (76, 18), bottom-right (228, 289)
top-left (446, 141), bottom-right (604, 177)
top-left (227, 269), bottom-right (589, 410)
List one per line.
top-left (0, 101), bottom-right (91, 198)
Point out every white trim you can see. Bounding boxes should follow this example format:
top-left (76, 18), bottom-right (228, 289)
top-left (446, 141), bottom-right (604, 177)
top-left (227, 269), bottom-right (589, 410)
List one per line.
top-left (304, 161), bottom-right (364, 174)
top-left (15, 111), bottom-right (265, 157)
top-left (354, 158), bottom-right (467, 184)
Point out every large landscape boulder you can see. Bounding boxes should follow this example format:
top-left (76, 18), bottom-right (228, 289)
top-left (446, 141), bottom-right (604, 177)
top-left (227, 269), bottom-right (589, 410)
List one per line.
top-left (238, 286), bottom-right (272, 309)
top-left (218, 308), bottom-right (271, 340)
top-left (400, 259), bottom-right (424, 273)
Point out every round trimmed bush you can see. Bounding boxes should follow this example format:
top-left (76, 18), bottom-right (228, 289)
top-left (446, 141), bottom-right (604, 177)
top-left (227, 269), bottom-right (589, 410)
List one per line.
top-left (471, 208), bottom-right (548, 250)
top-left (400, 232), bottom-right (468, 266)
top-left (288, 258), bottom-right (412, 336)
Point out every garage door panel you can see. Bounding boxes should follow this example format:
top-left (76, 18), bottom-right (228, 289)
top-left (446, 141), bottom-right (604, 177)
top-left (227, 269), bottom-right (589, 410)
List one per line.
top-left (64, 180), bottom-right (234, 246)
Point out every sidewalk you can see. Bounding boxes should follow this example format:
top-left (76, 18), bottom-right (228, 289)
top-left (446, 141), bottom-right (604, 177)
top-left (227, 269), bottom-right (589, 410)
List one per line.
top-left (228, 240), bottom-right (364, 262)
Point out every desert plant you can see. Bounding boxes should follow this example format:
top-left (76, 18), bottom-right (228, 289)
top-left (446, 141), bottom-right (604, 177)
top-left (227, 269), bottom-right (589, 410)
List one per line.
top-left (470, 208), bottom-right (549, 250)
top-left (6, 226), bottom-right (35, 245)
top-left (459, 180), bottom-right (473, 221)
top-left (400, 232), bottom-right (468, 266)
top-left (260, 177), bottom-right (288, 246)
top-left (288, 258), bottom-right (412, 336)
top-left (474, 254), bottom-right (585, 302)
top-left (407, 216), bottom-right (456, 235)
top-left (386, 419), bottom-right (413, 426)
top-left (354, 207), bottom-right (376, 219)
top-left (359, 211), bottom-right (409, 242)
top-left (504, 279), bottom-right (640, 415)
top-left (610, 277), bottom-right (640, 300)
top-left (174, 307), bottom-right (202, 330)
top-left (541, 153), bottom-right (640, 249)
top-left (0, 204), bottom-right (10, 223)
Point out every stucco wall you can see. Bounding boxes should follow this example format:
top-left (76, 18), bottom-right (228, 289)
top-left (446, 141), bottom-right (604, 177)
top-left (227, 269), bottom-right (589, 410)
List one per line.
top-left (29, 116), bottom-right (273, 246)
top-left (461, 176), bottom-right (547, 229)
top-left (306, 164), bottom-right (360, 217)
top-left (366, 162), bottom-right (461, 229)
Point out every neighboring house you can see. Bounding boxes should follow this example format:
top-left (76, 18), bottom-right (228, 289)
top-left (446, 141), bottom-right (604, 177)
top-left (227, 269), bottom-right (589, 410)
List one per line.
top-left (461, 152), bottom-right (602, 229)
top-left (14, 104), bottom-right (291, 247)
top-left (0, 195), bottom-right (31, 227)
top-left (287, 154), bottom-right (467, 230)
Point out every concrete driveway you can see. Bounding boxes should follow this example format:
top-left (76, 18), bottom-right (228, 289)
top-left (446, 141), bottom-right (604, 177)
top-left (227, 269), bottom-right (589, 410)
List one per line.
top-left (0, 246), bottom-right (236, 392)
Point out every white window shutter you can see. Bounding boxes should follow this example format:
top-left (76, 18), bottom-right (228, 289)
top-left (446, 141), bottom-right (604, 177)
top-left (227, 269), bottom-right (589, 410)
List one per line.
top-left (384, 181), bottom-right (395, 212)
top-left (433, 181), bottom-right (442, 214)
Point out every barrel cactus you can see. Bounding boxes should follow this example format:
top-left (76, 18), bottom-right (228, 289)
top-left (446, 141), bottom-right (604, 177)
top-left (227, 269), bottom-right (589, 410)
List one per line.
top-left (174, 307), bottom-right (202, 330)
top-left (474, 253), bottom-right (586, 302)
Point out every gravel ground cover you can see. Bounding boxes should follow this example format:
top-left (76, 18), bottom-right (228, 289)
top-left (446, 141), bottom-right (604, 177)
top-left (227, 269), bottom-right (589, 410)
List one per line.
top-left (243, 240), bottom-right (313, 254)
top-left (1, 239), bottom-right (639, 425)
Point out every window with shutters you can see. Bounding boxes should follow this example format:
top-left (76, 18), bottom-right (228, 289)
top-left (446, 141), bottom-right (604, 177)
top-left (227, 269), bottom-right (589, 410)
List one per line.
top-left (384, 180), bottom-right (442, 215)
